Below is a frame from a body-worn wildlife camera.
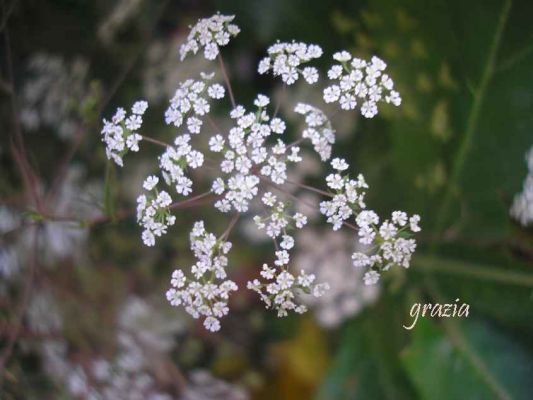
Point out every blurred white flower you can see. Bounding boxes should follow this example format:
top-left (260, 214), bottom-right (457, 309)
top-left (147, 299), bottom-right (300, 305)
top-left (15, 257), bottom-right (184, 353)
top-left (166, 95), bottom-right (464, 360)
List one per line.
top-left (510, 145), bottom-right (533, 226)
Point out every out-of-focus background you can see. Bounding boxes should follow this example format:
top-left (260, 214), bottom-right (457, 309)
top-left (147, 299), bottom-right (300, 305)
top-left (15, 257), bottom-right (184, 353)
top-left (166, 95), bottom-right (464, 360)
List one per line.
top-left (1, 0), bottom-right (533, 398)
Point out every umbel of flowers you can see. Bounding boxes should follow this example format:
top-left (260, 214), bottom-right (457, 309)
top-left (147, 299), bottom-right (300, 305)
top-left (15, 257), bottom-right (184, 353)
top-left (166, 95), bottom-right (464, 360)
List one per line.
top-left (100, 13), bottom-right (420, 332)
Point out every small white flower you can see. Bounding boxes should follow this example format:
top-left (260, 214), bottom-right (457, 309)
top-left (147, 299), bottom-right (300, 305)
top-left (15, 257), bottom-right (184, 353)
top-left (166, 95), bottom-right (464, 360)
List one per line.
top-left (409, 215), bottom-right (421, 232)
top-left (331, 158), bottom-right (349, 171)
top-left (275, 250), bottom-right (290, 266)
top-left (302, 67), bottom-right (319, 84)
top-left (280, 235), bottom-right (294, 250)
top-left (323, 85), bottom-right (340, 103)
top-left (333, 51), bottom-right (351, 62)
top-left (125, 114), bottom-right (142, 130)
top-left (277, 271), bottom-right (294, 289)
top-left (392, 211), bottom-right (408, 226)
top-left (187, 117), bottom-right (202, 134)
top-left (212, 178), bottom-right (225, 194)
top-left (207, 83), bottom-right (225, 99)
top-left (270, 118), bottom-right (286, 134)
top-left (131, 100), bottom-right (148, 115)
top-left (363, 270), bottom-right (380, 285)
top-left (143, 175), bottom-right (159, 191)
top-left (171, 269), bottom-right (186, 288)
top-left (204, 316), bottom-right (221, 332)
top-left (262, 192), bottom-right (277, 206)
top-left (209, 134), bottom-right (225, 152)
top-left (293, 213), bottom-right (307, 228)
top-left (254, 94), bottom-right (270, 107)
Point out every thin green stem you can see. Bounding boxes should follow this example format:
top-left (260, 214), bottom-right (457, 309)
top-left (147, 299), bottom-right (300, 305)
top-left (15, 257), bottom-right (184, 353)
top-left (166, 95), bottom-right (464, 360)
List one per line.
top-left (414, 254), bottom-right (533, 287)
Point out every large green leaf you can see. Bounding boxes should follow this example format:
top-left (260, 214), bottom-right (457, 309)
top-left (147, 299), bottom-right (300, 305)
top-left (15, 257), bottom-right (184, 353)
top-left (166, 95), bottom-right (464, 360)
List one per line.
top-left (412, 253), bottom-right (533, 333)
top-left (402, 318), bottom-right (533, 400)
top-left (318, 295), bottom-right (417, 400)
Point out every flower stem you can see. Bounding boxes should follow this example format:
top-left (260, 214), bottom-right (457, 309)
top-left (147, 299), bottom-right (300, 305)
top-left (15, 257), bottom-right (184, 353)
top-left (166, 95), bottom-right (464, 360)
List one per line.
top-left (141, 135), bottom-right (171, 148)
top-left (218, 53), bottom-right (236, 108)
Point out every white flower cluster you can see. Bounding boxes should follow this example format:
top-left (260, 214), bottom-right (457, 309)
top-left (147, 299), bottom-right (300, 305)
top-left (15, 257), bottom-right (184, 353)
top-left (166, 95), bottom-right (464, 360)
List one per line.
top-left (101, 100), bottom-right (148, 166)
top-left (319, 158), bottom-right (420, 285)
top-left (166, 221), bottom-right (237, 332)
top-left (323, 52), bottom-right (401, 118)
top-left (159, 134), bottom-right (204, 196)
top-left (352, 210), bottom-right (420, 285)
top-left (136, 176), bottom-right (175, 247)
top-left (247, 262), bottom-right (329, 317)
top-left (294, 103), bottom-right (335, 161)
top-left (320, 158), bottom-right (369, 230)
top-left (179, 13), bottom-right (240, 61)
top-left (248, 192), bottom-right (328, 316)
top-left (510, 145), bottom-right (533, 226)
top-left (210, 95), bottom-right (301, 213)
top-left (165, 72), bottom-right (225, 133)
top-left (258, 41), bottom-right (323, 85)
top-left (253, 192), bottom-right (308, 238)
top-left (98, 13), bottom-right (421, 331)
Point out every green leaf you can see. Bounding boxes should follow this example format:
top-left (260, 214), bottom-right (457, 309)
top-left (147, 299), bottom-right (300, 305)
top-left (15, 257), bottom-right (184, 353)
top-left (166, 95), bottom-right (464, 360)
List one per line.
top-left (318, 295), bottom-right (417, 400)
top-left (413, 252), bottom-right (533, 334)
top-left (402, 318), bottom-right (533, 400)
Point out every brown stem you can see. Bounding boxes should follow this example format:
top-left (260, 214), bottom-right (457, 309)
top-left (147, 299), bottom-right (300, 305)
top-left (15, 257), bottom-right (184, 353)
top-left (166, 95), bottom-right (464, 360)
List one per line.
top-left (218, 53), bottom-right (236, 108)
top-left (273, 84), bottom-right (286, 118)
top-left (220, 213), bottom-right (240, 241)
top-left (284, 178), bottom-right (334, 197)
top-left (286, 137), bottom-right (305, 149)
top-left (4, 24), bottom-right (42, 210)
top-left (207, 115), bottom-right (223, 134)
top-left (141, 134), bottom-right (171, 148)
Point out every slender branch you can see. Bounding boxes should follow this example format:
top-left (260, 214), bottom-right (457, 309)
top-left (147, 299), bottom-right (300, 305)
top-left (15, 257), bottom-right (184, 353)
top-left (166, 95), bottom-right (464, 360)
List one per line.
top-left (273, 84), bottom-right (286, 118)
top-left (141, 134), bottom-right (171, 148)
top-left (272, 237), bottom-right (279, 251)
top-left (207, 115), bottom-right (223, 134)
top-left (4, 24), bottom-right (42, 209)
top-left (220, 213), bottom-right (240, 241)
top-left (218, 53), bottom-right (236, 108)
top-left (413, 254), bottom-right (533, 287)
top-left (87, 190), bottom-right (215, 228)
top-left (46, 125), bottom-right (87, 204)
top-left (284, 178), bottom-right (334, 197)
top-left (286, 137), bottom-right (305, 150)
